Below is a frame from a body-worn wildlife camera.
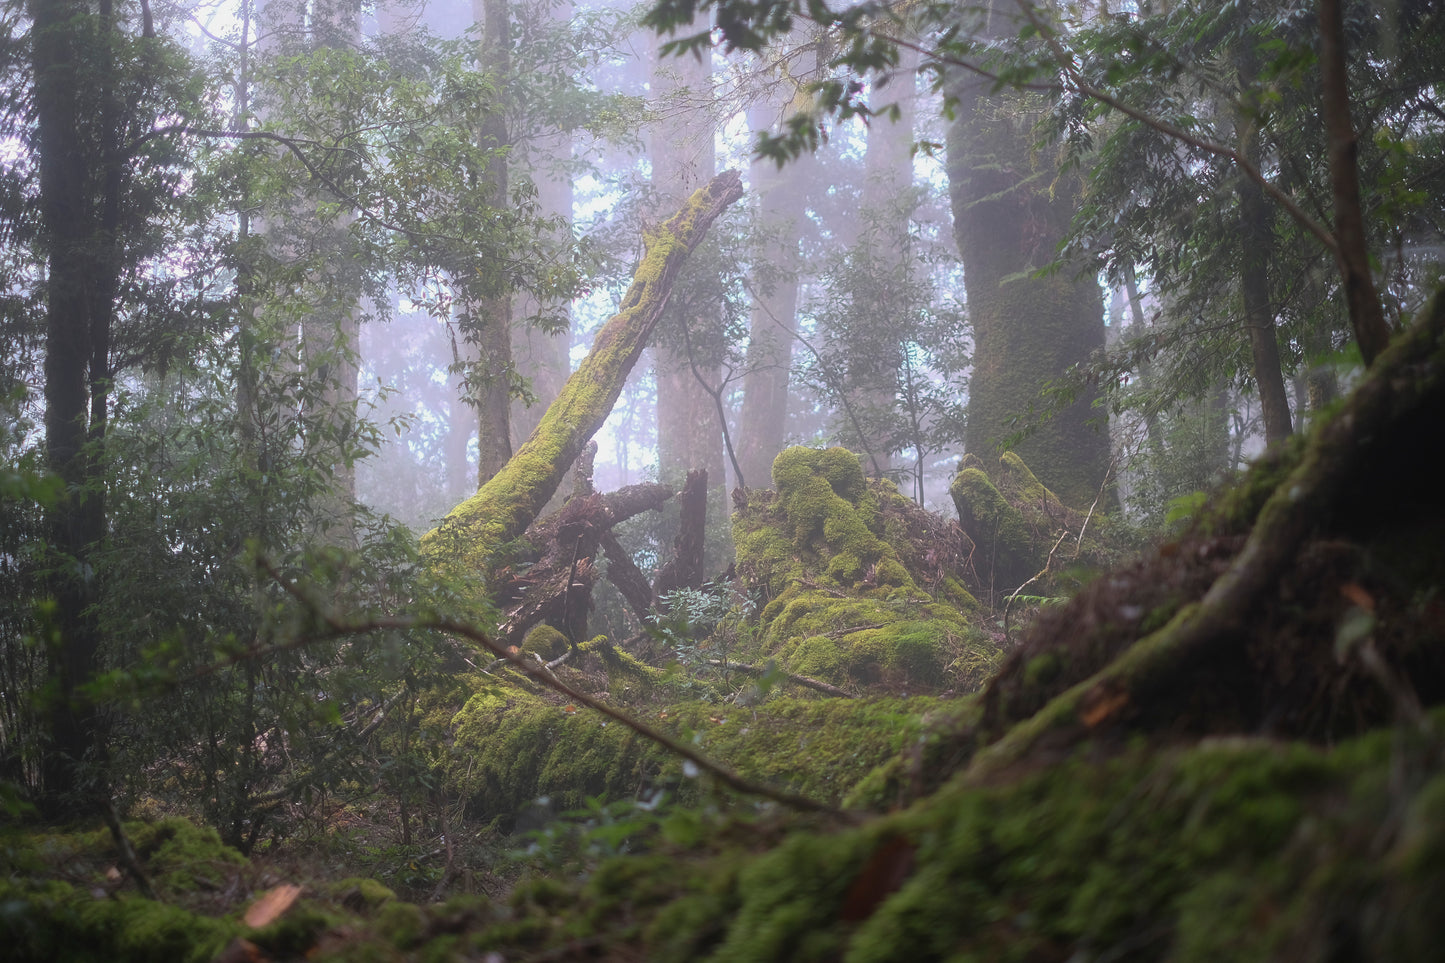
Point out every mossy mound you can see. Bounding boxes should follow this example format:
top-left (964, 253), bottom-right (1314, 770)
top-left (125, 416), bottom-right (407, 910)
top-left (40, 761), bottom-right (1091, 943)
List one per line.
top-left (949, 449), bottom-right (1122, 602)
top-left (10, 718), bottom-right (1445, 961)
top-left (0, 819), bottom-right (244, 962)
top-left (632, 719), bottom-right (1445, 963)
top-left (446, 683), bottom-right (941, 826)
top-left (734, 447), bottom-right (997, 692)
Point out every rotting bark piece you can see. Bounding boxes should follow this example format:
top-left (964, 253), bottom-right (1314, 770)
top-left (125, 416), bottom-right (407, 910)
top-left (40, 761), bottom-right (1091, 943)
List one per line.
top-left (421, 170), bottom-right (745, 582)
top-left (654, 468), bottom-right (708, 601)
top-left (496, 482), bottom-right (676, 647)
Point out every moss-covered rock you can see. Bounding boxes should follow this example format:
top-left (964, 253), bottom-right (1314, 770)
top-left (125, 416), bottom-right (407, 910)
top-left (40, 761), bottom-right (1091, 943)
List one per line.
top-left (733, 447), bottom-right (997, 692)
top-left (636, 722), bottom-right (1445, 963)
top-left (949, 465), bottom-right (1042, 594)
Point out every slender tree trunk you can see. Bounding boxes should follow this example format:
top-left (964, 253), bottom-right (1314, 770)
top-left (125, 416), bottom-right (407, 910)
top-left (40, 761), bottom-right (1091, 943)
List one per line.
top-left (510, 150), bottom-right (573, 445)
top-left (852, 44), bottom-right (920, 478)
top-left (1234, 28), bottom-right (1294, 446)
top-left (471, 0), bottom-right (514, 486)
top-left (650, 25), bottom-right (724, 485)
top-left (509, 0), bottom-right (575, 450)
top-left (1121, 265), bottom-right (1165, 455)
top-left (736, 61), bottom-right (815, 490)
top-left (1318, 0), bottom-right (1391, 365)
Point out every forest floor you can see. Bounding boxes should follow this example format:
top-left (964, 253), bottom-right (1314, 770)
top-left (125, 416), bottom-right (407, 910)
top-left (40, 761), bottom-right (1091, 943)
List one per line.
top-left (4, 293), bottom-right (1445, 961)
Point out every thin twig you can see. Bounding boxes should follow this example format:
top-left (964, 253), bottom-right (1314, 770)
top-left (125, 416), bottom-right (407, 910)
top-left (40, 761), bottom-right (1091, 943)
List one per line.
top-left (103, 799), bottom-right (159, 901)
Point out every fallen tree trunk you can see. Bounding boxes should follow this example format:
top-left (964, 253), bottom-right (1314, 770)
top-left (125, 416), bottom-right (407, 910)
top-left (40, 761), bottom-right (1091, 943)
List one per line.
top-left (421, 170), bottom-right (745, 580)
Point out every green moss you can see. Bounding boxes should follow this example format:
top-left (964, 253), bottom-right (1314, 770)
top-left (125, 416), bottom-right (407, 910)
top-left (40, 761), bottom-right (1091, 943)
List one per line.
top-left (421, 173), bottom-right (743, 584)
top-left (374, 900), bottom-right (426, 947)
top-left (1022, 652), bottom-right (1062, 687)
top-left (787, 636), bottom-right (844, 682)
top-left (632, 720), bottom-right (1440, 963)
top-left (128, 819), bottom-right (246, 894)
top-left (447, 692), bottom-right (941, 822)
top-left (249, 900), bottom-right (338, 958)
top-left (0, 877), bottom-right (236, 963)
top-left (733, 447), bottom-right (996, 693)
top-left (949, 466), bottom-right (1041, 592)
top-left (994, 450), bottom-right (1057, 507)
top-left (522, 624), bottom-right (569, 659)
top-left (326, 877), bottom-right (397, 913)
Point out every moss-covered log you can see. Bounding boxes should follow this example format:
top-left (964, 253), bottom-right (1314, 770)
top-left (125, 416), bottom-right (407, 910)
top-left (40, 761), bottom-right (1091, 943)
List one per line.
top-left (421, 170), bottom-right (745, 580)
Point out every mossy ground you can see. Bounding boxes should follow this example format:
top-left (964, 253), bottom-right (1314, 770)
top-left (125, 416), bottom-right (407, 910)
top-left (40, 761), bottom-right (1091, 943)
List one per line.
top-left (447, 688), bottom-right (942, 826)
top-left (10, 717), bottom-right (1442, 962)
top-left (12, 297), bottom-right (1444, 960)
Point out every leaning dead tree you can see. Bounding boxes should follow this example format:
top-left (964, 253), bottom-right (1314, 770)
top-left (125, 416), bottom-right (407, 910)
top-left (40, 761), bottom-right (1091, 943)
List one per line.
top-left (494, 457), bottom-right (676, 648)
top-left (421, 170), bottom-right (745, 583)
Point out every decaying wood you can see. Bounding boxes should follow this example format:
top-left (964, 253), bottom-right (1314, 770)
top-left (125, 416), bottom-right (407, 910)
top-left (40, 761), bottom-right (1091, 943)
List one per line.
top-left (654, 468), bottom-right (708, 601)
top-left (497, 483), bottom-right (675, 646)
top-left (421, 170), bottom-right (745, 579)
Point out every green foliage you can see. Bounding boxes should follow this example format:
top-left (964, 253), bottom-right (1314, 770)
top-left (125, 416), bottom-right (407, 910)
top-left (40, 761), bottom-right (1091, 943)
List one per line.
top-left (647, 586), bottom-right (753, 685)
top-left (793, 189), bottom-right (969, 502)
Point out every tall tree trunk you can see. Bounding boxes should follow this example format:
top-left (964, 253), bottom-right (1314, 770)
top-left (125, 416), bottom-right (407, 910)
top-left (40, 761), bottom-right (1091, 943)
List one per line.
top-left (1121, 264), bottom-right (1165, 455)
top-left (1234, 23), bottom-right (1294, 446)
top-left (736, 41), bottom-right (817, 491)
top-left (510, 149), bottom-right (573, 445)
top-left (1318, 0), bottom-right (1391, 365)
top-left (947, 0), bottom-right (1110, 508)
top-left (852, 44), bottom-right (920, 478)
top-left (509, 0), bottom-right (575, 451)
top-left (302, 0), bottom-right (364, 540)
top-left (471, 0), bottom-right (514, 486)
top-left (32, 0), bottom-right (116, 815)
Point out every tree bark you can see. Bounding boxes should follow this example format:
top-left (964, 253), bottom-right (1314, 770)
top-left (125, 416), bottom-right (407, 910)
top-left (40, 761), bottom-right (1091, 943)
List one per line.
top-left (653, 468), bottom-right (708, 599)
top-left (32, 0), bottom-right (124, 815)
top-left (651, 23), bottom-right (725, 486)
top-left (946, 0), bottom-right (1111, 508)
top-left (737, 66), bottom-right (816, 490)
top-left (471, 0), bottom-right (515, 486)
top-left (421, 171), bottom-right (745, 579)
top-left (1234, 26), bottom-right (1295, 446)
top-left (1318, 0), bottom-right (1391, 365)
